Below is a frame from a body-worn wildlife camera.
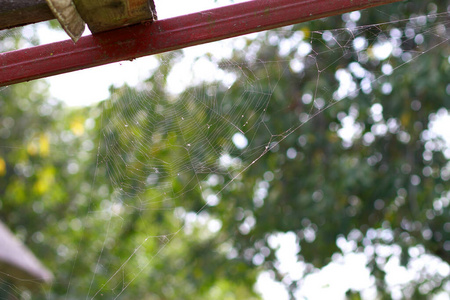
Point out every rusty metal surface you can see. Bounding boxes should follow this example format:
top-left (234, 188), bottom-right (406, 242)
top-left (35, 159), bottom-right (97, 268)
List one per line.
top-left (0, 0), bottom-right (402, 87)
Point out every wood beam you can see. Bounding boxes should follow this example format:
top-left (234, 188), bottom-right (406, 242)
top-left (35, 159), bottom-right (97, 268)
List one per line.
top-left (0, 0), bottom-right (54, 29)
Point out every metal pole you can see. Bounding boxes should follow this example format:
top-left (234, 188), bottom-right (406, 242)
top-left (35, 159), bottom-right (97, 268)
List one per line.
top-left (0, 0), bottom-right (402, 87)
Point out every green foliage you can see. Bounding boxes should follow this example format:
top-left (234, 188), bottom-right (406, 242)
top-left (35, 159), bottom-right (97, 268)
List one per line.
top-left (1, 1), bottom-right (449, 299)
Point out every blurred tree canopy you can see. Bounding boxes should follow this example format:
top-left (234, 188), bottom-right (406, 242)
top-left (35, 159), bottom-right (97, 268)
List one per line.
top-left (0, 0), bottom-right (449, 299)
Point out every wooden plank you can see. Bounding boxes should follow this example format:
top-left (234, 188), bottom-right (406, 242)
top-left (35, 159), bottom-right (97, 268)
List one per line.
top-left (0, 0), bottom-right (155, 36)
top-left (0, 221), bottom-right (53, 289)
top-left (0, 0), bottom-right (54, 30)
top-left (74, 0), bottom-right (156, 33)
top-left (0, 0), bottom-right (403, 87)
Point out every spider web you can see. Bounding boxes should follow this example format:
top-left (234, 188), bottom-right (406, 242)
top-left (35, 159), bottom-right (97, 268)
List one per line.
top-left (76, 11), bottom-right (449, 299)
top-left (1, 7), bottom-right (449, 300)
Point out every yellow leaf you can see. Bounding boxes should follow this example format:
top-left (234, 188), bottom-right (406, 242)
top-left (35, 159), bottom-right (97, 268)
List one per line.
top-left (39, 134), bottom-right (50, 157)
top-left (70, 119), bottom-right (85, 136)
top-left (0, 157), bottom-right (6, 176)
top-left (400, 112), bottom-right (411, 127)
top-left (27, 142), bottom-right (38, 156)
top-left (34, 167), bottom-right (55, 195)
top-left (366, 46), bottom-right (374, 59)
top-left (301, 27), bottom-right (310, 39)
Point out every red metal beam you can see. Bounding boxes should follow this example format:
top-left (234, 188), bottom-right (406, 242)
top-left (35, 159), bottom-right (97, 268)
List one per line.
top-left (0, 0), bottom-right (401, 87)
